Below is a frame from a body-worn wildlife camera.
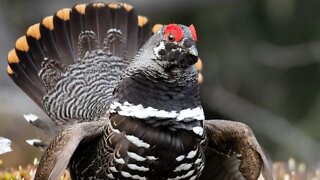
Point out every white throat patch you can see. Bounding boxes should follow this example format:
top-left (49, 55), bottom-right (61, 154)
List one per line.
top-left (153, 41), bottom-right (165, 58)
top-left (110, 101), bottom-right (205, 121)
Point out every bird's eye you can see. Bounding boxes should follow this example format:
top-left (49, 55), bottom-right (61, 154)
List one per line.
top-left (168, 34), bottom-right (175, 42)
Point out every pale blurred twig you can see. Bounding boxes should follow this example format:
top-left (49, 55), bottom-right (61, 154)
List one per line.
top-left (251, 41), bottom-right (320, 70)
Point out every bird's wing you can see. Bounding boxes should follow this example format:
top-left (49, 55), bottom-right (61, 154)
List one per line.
top-left (200, 120), bottom-right (272, 180)
top-left (34, 120), bottom-right (106, 180)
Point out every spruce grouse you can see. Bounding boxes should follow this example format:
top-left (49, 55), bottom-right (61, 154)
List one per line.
top-left (7, 2), bottom-right (272, 180)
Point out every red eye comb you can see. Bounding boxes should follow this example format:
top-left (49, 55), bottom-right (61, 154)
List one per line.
top-left (189, 24), bottom-right (197, 42)
top-left (164, 24), bottom-right (183, 42)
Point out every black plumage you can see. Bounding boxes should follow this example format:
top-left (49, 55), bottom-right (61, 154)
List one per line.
top-left (53, 8), bottom-right (74, 64)
top-left (40, 16), bottom-right (60, 61)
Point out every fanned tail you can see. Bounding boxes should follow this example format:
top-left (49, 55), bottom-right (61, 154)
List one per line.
top-left (7, 2), bottom-right (153, 131)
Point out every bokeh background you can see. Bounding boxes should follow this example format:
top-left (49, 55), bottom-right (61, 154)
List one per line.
top-left (0, 0), bottom-right (320, 172)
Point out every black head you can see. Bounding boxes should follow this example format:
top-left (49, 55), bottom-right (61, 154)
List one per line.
top-left (151, 24), bottom-right (198, 70)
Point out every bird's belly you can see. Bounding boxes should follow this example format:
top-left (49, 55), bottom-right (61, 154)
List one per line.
top-left (104, 119), bottom-right (205, 179)
top-left (69, 125), bottom-right (205, 180)
top-left (106, 145), bottom-right (205, 180)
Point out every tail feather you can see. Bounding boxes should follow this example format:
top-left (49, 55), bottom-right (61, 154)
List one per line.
top-left (70, 4), bottom-right (86, 60)
top-left (8, 48), bottom-right (45, 107)
top-left (7, 65), bottom-right (43, 107)
top-left (40, 16), bottom-right (61, 62)
top-left (84, 3), bottom-right (111, 48)
top-left (24, 114), bottom-right (60, 136)
top-left (138, 16), bottom-right (152, 48)
top-left (109, 3), bottom-right (129, 57)
top-left (15, 37), bottom-right (41, 81)
top-left (152, 24), bottom-right (163, 34)
top-left (53, 8), bottom-right (74, 65)
top-left (125, 4), bottom-right (139, 59)
top-left (26, 139), bottom-right (47, 151)
top-left (26, 24), bottom-right (46, 69)
top-left (70, 3), bottom-right (141, 59)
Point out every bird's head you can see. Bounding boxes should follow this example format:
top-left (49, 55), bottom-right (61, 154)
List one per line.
top-left (150, 24), bottom-right (198, 70)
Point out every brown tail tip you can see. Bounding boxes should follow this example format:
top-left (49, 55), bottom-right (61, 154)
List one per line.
top-left (152, 24), bottom-right (163, 33)
top-left (138, 16), bottom-right (148, 27)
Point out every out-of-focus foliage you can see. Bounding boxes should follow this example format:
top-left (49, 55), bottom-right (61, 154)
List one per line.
top-left (1, 158), bottom-right (319, 180)
top-left (0, 158), bottom-right (71, 180)
top-left (0, 0), bottom-right (320, 172)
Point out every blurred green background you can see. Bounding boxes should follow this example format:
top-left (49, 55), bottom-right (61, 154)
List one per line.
top-left (0, 0), bottom-right (320, 170)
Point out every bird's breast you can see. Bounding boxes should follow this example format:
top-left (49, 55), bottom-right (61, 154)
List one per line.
top-left (104, 111), bottom-right (205, 179)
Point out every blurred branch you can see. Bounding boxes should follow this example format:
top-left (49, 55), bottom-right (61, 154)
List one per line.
top-left (203, 84), bottom-right (320, 165)
top-left (251, 41), bottom-right (320, 69)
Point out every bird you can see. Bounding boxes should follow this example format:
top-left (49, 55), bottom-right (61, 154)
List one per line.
top-left (7, 2), bottom-right (272, 180)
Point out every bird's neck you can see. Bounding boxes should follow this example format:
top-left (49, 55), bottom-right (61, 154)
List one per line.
top-left (113, 67), bottom-right (201, 111)
top-left (109, 67), bottom-right (204, 133)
